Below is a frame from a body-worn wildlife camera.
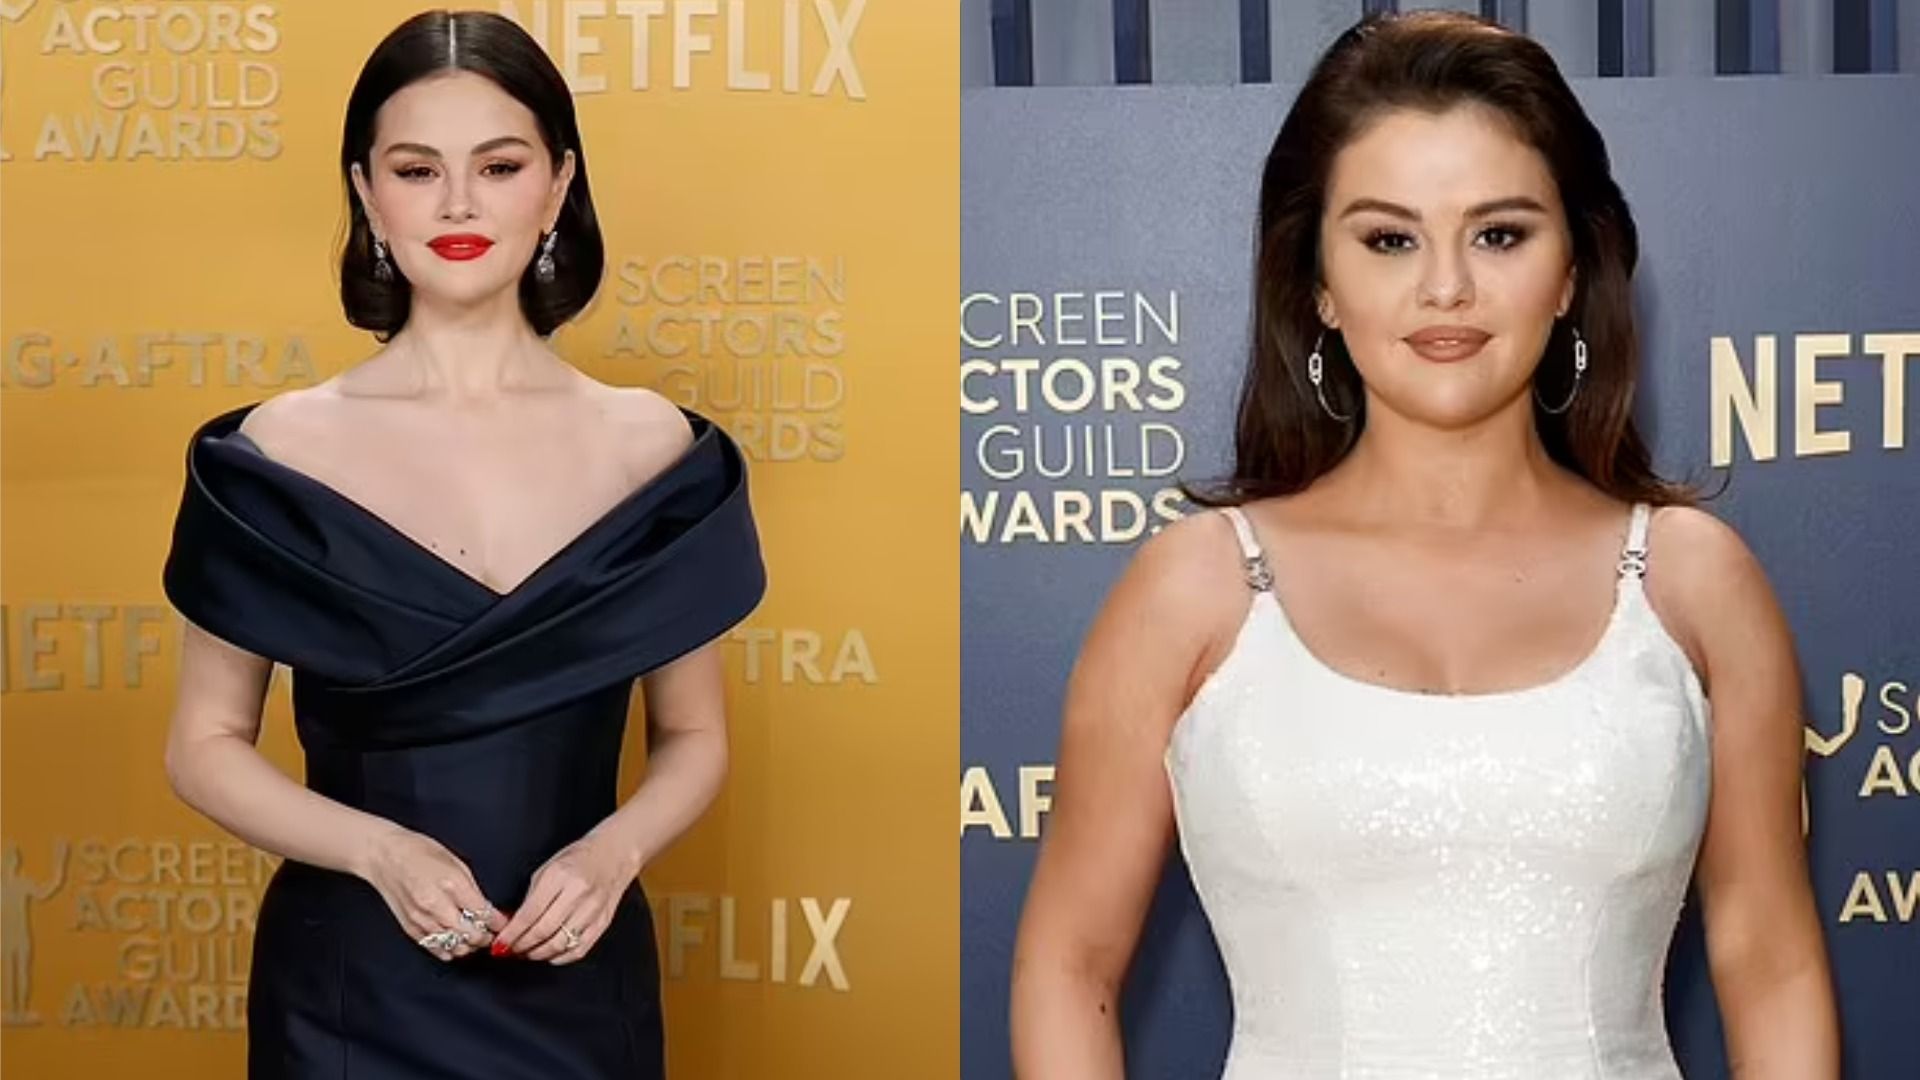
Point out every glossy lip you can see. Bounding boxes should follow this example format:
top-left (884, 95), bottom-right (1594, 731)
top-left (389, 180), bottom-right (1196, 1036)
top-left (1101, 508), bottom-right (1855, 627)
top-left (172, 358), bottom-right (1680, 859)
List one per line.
top-left (426, 233), bottom-right (495, 261)
top-left (1404, 324), bottom-right (1491, 363)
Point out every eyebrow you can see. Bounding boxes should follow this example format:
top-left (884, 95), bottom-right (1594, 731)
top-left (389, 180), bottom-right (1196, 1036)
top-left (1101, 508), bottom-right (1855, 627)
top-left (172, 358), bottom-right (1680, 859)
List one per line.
top-left (1337, 196), bottom-right (1550, 221)
top-left (382, 136), bottom-right (536, 158)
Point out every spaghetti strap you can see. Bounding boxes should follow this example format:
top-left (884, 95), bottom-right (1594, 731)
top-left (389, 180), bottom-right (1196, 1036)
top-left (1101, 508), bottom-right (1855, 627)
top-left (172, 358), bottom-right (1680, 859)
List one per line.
top-left (1219, 507), bottom-right (1274, 593)
top-left (1618, 502), bottom-right (1651, 579)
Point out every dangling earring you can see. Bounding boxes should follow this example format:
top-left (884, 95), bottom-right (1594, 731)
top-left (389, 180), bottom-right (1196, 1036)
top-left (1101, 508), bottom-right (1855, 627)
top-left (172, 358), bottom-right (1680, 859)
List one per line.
top-left (1536, 325), bottom-right (1588, 415)
top-left (1307, 332), bottom-right (1354, 422)
top-left (372, 236), bottom-right (393, 283)
top-left (535, 228), bottom-right (559, 283)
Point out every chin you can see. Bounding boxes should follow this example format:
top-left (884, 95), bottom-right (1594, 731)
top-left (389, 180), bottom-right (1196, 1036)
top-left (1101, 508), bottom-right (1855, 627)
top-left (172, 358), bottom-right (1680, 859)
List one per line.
top-left (411, 274), bottom-right (524, 307)
top-left (1377, 389), bottom-right (1521, 431)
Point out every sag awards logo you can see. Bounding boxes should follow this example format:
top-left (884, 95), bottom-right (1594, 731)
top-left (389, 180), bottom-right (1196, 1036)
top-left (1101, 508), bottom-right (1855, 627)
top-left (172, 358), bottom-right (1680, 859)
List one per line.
top-left (2, 0), bottom-right (285, 163)
top-left (1805, 668), bottom-right (1920, 928)
top-left (1, 838), bottom-right (270, 1030)
top-left (960, 289), bottom-right (1191, 545)
top-left (2, 841), bottom-right (66, 1026)
top-left (497, 0), bottom-right (867, 99)
top-left (604, 254), bottom-right (849, 463)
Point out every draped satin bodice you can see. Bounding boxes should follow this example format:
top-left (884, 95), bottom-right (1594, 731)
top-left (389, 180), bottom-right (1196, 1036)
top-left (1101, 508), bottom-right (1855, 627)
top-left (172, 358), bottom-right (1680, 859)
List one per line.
top-left (162, 404), bottom-right (765, 1079)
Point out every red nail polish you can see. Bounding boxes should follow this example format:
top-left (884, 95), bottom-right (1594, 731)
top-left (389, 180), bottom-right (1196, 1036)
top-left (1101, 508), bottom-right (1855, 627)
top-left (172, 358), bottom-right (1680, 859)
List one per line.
top-left (490, 939), bottom-right (510, 958)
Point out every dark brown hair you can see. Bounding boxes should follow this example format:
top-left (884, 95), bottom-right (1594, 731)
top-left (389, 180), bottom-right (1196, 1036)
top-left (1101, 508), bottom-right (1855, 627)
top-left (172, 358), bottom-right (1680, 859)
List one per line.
top-left (338, 11), bottom-right (605, 340)
top-left (1193, 11), bottom-right (1691, 506)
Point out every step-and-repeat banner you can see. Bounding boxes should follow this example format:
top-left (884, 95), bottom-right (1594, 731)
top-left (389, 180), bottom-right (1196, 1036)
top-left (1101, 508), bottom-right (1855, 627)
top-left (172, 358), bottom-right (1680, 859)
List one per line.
top-left (960, 80), bottom-right (1919, 1078)
top-left (0, 3), bottom-right (956, 1078)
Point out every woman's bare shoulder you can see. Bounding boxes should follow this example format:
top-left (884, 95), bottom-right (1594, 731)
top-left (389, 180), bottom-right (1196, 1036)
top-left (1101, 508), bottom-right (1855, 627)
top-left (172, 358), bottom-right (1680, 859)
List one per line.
top-left (1645, 504), bottom-right (1780, 682)
top-left (1098, 509), bottom-right (1259, 665)
top-left (576, 381), bottom-right (695, 483)
top-left (234, 381), bottom-right (351, 452)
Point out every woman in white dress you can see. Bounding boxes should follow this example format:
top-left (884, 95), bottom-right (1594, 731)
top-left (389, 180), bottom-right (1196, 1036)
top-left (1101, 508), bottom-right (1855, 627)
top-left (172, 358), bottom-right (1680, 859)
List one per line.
top-left (1010, 12), bottom-right (1839, 1079)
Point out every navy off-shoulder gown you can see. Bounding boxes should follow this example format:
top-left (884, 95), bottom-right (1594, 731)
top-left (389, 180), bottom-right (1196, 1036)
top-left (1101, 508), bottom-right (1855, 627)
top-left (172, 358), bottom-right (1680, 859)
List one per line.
top-left (163, 405), bottom-right (765, 1079)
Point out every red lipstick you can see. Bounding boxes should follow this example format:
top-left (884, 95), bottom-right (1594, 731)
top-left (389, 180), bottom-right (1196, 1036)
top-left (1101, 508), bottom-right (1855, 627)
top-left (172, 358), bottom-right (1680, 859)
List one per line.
top-left (1405, 325), bottom-right (1491, 363)
top-left (427, 233), bottom-right (494, 261)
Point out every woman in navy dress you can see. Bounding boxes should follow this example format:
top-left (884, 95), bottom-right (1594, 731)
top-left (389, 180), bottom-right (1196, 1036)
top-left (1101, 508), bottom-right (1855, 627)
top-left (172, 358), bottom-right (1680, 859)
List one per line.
top-left (161, 12), bottom-right (764, 1078)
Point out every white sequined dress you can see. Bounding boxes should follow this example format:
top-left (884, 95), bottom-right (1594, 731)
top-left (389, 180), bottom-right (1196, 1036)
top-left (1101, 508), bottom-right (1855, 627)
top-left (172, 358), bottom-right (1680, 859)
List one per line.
top-left (1165, 504), bottom-right (1711, 1079)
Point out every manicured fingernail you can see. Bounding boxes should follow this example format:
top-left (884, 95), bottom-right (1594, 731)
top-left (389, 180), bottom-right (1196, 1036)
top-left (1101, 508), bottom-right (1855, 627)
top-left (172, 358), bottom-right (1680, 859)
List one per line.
top-left (490, 939), bottom-right (510, 958)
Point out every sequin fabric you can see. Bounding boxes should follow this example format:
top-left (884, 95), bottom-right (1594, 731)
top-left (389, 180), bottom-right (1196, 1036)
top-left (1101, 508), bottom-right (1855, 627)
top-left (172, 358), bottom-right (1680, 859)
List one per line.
top-left (1164, 504), bottom-right (1711, 1079)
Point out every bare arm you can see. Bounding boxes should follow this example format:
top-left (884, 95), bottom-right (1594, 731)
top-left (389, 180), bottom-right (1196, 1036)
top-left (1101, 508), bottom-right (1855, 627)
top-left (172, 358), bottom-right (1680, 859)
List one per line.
top-left (598, 644), bottom-right (731, 870)
top-left (1010, 516), bottom-right (1245, 1078)
top-left (165, 623), bottom-right (503, 955)
top-left (163, 623), bottom-right (399, 878)
top-left (1654, 509), bottom-right (1840, 1078)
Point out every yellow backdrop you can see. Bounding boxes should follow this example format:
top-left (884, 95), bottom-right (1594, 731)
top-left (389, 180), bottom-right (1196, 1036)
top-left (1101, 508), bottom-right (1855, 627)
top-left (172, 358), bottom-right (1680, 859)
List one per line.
top-left (0, 2), bottom-right (957, 1077)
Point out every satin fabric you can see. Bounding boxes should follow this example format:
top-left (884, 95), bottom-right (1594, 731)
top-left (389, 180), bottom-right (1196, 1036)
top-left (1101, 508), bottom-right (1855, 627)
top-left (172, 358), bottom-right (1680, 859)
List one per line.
top-left (164, 404), bottom-right (765, 1079)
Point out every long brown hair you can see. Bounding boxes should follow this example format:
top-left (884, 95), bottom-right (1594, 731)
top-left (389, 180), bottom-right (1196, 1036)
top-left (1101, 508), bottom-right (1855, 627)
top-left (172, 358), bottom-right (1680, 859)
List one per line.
top-left (1193, 11), bottom-right (1692, 507)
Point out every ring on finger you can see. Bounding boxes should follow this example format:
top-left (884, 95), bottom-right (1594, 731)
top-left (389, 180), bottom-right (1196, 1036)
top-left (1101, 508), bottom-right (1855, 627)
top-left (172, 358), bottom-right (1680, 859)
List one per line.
top-left (561, 926), bottom-right (583, 951)
top-left (417, 929), bottom-right (462, 953)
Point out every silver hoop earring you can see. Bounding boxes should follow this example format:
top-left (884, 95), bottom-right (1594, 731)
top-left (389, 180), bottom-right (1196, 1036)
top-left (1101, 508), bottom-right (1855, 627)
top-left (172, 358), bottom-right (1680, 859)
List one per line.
top-left (535, 229), bottom-right (559, 283)
top-left (1307, 333), bottom-right (1354, 423)
top-left (372, 237), bottom-right (393, 283)
top-left (1536, 326), bottom-right (1588, 415)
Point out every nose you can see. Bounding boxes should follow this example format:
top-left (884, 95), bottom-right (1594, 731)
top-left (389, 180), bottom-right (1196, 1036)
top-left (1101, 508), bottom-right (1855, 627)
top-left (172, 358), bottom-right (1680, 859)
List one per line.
top-left (438, 171), bottom-right (476, 223)
top-left (1417, 243), bottom-right (1474, 310)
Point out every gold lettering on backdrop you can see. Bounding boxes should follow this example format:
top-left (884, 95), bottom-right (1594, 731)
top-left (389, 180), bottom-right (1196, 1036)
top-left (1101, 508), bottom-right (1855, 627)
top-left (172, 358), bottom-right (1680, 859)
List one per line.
top-left (4, 837), bottom-right (265, 1029)
top-left (725, 627), bottom-right (877, 685)
top-left (1018, 766), bottom-right (1054, 839)
top-left (58, 983), bottom-right (247, 1029)
top-left (657, 894), bottom-right (850, 990)
top-left (718, 896), bottom-right (756, 981)
top-left (1838, 871), bottom-right (1920, 924)
top-left (1709, 332), bottom-right (1920, 466)
top-left (22, 3), bottom-right (283, 162)
top-left (962, 291), bottom-right (1190, 545)
top-left (796, 898), bottom-right (849, 990)
top-left (959, 767), bottom-right (1011, 838)
top-left (1802, 671), bottom-right (1920, 928)
top-left (2, 333), bottom-right (318, 390)
top-left (1817, 673), bottom-right (1920, 802)
top-left (0, 605), bottom-right (172, 693)
top-left (665, 894), bottom-right (710, 977)
top-left (959, 765), bottom-right (1054, 840)
top-left (1866, 334), bottom-right (1920, 450)
top-left (1794, 334), bottom-right (1851, 457)
top-left (610, 255), bottom-right (848, 462)
top-left (497, 0), bottom-right (866, 99)
top-left (1856, 745), bottom-right (1919, 798)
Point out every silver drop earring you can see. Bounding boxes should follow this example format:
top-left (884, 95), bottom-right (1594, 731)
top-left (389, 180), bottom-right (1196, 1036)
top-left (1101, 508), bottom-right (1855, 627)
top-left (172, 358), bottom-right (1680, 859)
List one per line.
top-left (372, 237), bottom-right (393, 283)
top-left (1307, 333), bottom-right (1354, 422)
top-left (535, 229), bottom-right (559, 283)
top-left (1536, 326), bottom-right (1588, 415)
